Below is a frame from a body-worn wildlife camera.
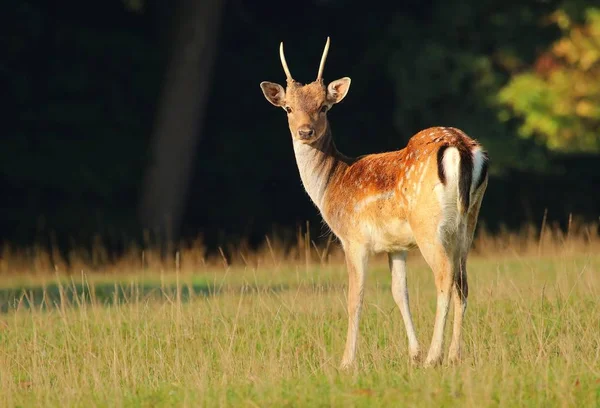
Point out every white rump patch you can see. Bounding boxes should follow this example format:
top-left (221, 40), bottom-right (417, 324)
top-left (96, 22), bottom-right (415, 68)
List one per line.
top-left (435, 147), bottom-right (462, 241)
top-left (441, 147), bottom-right (460, 183)
top-left (471, 147), bottom-right (486, 191)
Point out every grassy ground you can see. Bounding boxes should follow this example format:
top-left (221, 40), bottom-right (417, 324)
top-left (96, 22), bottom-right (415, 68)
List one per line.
top-left (1, 243), bottom-right (599, 406)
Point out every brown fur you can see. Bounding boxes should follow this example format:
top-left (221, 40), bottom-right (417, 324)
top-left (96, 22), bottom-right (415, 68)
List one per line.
top-left (322, 127), bottom-right (483, 241)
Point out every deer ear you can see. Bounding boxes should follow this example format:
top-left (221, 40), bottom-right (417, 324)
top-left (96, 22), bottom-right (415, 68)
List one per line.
top-left (260, 82), bottom-right (286, 107)
top-left (327, 77), bottom-right (351, 104)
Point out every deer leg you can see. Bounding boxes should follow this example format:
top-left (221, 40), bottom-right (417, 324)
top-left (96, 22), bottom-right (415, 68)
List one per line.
top-left (409, 231), bottom-right (457, 368)
top-left (424, 250), bottom-right (454, 367)
top-left (340, 244), bottom-right (367, 369)
top-left (448, 257), bottom-right (467, 363)
top-left (448, 190), bottom-right (483, 363)
top-left (389, 251), bottom-right (420, 363)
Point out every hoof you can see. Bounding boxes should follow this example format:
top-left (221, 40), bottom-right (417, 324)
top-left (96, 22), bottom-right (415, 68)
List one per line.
top-left (409, 349), bottom-right (422, 366)
top-left (448, 345), bottom-right (462, 365)
top-left (447, 353), bottom-right (462, 365)
top-left (423, 356), bottom-right (443, 368)
top-left (339, 360), bottom-right (355, 371)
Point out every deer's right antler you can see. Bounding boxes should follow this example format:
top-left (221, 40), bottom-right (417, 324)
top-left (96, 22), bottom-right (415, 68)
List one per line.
top-left (279, 42), bottom-right (293, 81)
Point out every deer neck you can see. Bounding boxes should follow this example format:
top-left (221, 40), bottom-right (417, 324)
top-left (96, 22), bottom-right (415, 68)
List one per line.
top-left (292, 126), bottom-right (350, 210)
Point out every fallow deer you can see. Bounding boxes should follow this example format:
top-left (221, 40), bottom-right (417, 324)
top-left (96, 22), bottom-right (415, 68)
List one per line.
top-left (259, 37), bottom-right (489, 368)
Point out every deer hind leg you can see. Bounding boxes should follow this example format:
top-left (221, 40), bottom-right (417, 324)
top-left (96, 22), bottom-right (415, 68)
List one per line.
top-left (423, 243), bottom-right (458, 367)
top-left (389, 251), bottom-right (421, 363)
top-left (410, 214), bottom-right (461, 367)
top-left (448, 182), bottom-right (486, 363)
top-left (340, 243), bottom-right (368, 369)
top-left (448, 256), bottom-right (467, 364)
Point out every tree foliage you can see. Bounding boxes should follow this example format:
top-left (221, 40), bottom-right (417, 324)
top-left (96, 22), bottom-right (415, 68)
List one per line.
top-left (499, 7), bottom-right (600, 152)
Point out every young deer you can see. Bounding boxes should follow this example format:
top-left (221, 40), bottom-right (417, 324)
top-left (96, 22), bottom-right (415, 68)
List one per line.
top-left (259, 37), bottom-right (488, 368)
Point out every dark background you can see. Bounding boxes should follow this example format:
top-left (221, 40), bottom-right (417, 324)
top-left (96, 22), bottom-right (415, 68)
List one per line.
top-left (2, 0), bottom-right (599, 255)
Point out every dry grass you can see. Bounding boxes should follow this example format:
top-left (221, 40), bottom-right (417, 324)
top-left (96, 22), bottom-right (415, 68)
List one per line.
top-left (0, 223), bottom-right (599, 407)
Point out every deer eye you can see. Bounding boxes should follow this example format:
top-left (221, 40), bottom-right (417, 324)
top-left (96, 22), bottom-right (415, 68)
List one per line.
top-left (320, 105), bottom-right (328, 113)
top-left (285, 106), bottom-right (292, 114)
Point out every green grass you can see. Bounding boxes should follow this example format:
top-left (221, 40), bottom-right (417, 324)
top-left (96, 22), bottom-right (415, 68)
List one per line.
top-left (1, 253), bottom-right (599, 407)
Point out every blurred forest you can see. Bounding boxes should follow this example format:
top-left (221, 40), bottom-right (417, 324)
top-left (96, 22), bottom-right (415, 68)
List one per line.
top-left (2, 0), bottom-right (599, 254)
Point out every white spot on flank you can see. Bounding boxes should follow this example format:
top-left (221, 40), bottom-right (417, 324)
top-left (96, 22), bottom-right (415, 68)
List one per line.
top-left (413, 156), bottom-right (431, 201)
top-left (354, 191), bottom-right (395, 212)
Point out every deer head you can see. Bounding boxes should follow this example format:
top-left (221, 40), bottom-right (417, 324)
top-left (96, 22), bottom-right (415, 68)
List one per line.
top-left (260, 37), bottom-right (351, 144)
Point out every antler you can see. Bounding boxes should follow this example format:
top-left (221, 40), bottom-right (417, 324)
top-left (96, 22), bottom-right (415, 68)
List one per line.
top-left (279, 42), bottom-right (293, 81)
top-left (316, 37), bottom-right (330, 81)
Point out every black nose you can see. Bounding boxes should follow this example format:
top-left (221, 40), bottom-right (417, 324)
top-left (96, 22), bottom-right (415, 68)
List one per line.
top-left (298, 127), bottom-right (315, 139)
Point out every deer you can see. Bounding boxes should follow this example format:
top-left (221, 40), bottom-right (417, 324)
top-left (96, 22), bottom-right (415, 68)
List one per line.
top-left (259, 37), bottom-right (489, 369)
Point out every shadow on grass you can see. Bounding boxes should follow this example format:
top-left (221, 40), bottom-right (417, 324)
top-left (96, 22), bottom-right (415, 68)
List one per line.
top-left (0, 280), bottom-right (294, 313)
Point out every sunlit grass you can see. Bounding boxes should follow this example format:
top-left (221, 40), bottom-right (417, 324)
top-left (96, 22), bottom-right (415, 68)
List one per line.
top-left (0, 226), bottom-right (599, 406)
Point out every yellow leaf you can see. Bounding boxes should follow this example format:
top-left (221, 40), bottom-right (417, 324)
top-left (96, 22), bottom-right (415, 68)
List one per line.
top-left (575, 101), bottom-right (596, 117)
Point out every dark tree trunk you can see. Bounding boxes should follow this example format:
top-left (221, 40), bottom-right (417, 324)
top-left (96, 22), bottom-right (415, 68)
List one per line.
top-left (139, 0), bottom-right (225, 242)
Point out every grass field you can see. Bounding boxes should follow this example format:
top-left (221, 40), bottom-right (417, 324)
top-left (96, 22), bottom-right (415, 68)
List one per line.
top-left (1, 227), bottom-right (600, 407)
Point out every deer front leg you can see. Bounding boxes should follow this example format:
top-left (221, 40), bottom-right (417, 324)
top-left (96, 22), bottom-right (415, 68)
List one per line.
top-left (389, 251), bottom-right (421, 363)
top-left (340, 244), bottom-right (367, 369)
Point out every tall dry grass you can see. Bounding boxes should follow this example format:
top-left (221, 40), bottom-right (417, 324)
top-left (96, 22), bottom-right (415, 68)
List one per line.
top-left (1, 220), bottom-right (599, 277)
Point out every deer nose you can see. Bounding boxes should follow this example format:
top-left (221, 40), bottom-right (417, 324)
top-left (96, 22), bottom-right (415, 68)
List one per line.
top-left (298, 127), bottom-right (315, 139)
